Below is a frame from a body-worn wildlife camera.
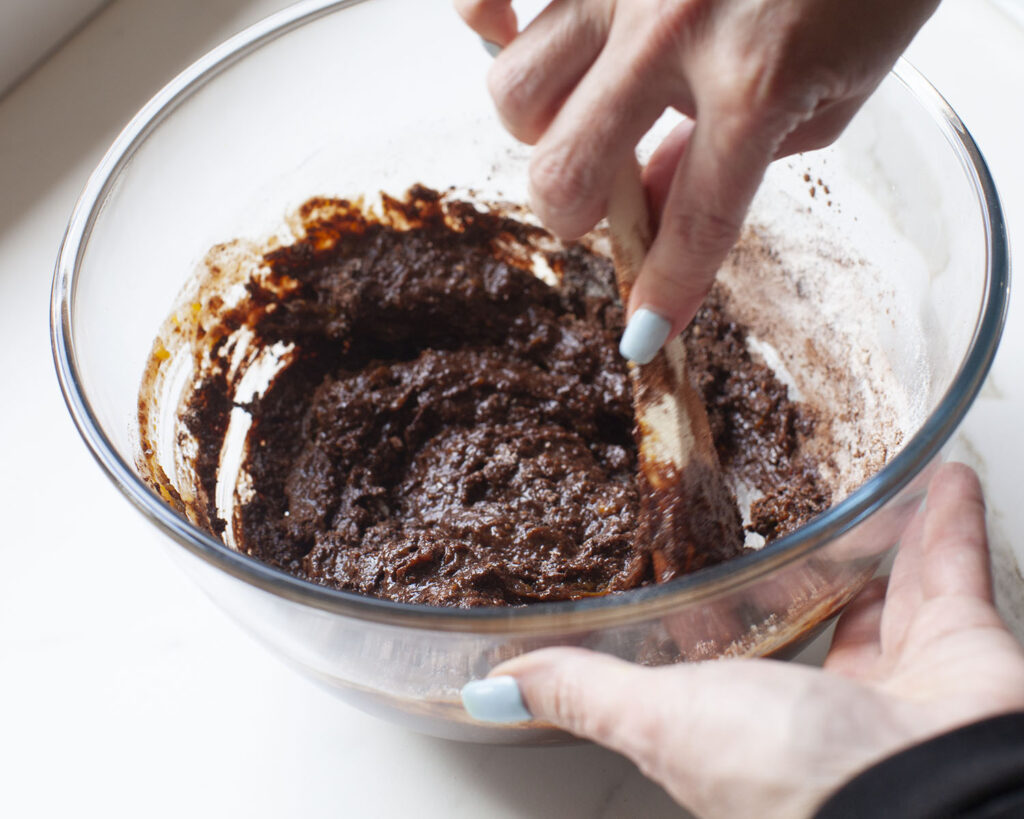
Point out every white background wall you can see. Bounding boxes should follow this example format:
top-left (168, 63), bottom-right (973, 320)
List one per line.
top-left (0, 0), bottom-right (110, 97)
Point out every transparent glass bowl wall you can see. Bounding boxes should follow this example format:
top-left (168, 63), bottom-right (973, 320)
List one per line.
top-left (52, 0), bottom-right (1008, 743)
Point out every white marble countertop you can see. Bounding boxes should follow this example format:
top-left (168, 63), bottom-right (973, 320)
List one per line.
top-left (2, 1), bottom-right (1022, 816)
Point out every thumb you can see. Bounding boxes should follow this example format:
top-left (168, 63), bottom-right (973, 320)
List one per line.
top-left (461, 648), bottom-right (859, 818)
top-left (462, 647), bottom-right (676, 760)
top-left (623, 107), bottom-right (779, 359)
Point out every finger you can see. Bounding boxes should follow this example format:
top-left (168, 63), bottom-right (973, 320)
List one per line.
top-left (453, 0), bottom-right (518, 47)
top-left (824, 577), bottom-right (887, 678)
top-left (626, 104), bottom-right (782, 339)
top-left (485, 648), bottom-right (668, 752)
top-left (878, 494), bottom-right (928, 656)
top-left (526, 14), bottom-right (689, 239)
top-left (919, 462), bottom-right (991, 602)
top-left (774, 94), bottom-right (868, 158)
top-left (487, 0), bottom-right (610, 144)
top-left (879, 463), bottom-right (992, 661)
top-left (642, 118), bottom-right (695, 220)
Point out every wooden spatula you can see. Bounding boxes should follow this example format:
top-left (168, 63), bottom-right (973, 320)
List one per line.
top-left (607, 158), bottom-right (743, 580)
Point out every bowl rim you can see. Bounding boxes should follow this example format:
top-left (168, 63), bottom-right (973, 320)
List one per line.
top-left (50, 0), bottom-right (1010, 633)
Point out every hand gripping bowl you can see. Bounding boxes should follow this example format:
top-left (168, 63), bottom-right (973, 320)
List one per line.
top-left (52, 0), bottom-right (1008, 743)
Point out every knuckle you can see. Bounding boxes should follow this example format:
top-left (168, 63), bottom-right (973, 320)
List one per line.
top-left (544, 659), bottom-right (630, 741)
top-left (486, 59), bottom-right (546, 144)
top-left (649, 0), bottom-right (705, 39)
top-left (486, 59), bottom-right (529, 120)
top-left (528, 148), bottom-right (600, 234)
top-left (766, 76), bottom-right (838, 128)
top-left (649, 263), bottom-right (713, 308)
top-left (699, 37), bottom-right (844, 135)
top-left (712, 66), bottom-right (796, 135)
top-left (546, 669), bottom-right (590, 732)
top-left (751, 57), bottom-right (852, 130)
top-left (620, 0), bottom-right (705, 74)
top-left (547, 669), bottom-right (619, 742)
top-left (674, 207), bottom-right (742, 260)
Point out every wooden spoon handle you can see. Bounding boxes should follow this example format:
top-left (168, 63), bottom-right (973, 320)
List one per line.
top-left (606, 157), bottom-right (743, 577)
top-left (607, 157), bottom-right (652, 292)
top-left (606, 157), bottom-right (720, 479)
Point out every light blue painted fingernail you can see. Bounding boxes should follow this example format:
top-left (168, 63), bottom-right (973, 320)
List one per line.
top-left (481, 39), bottom-right (502, 57)
top-left (619, 307), bottom-right (672, 364)
top-left (461, 676), bottom-right (532, 723)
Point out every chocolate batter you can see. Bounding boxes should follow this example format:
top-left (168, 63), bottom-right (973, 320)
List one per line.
top-left (684, 298), bottom-right (831, 541)
top-left (167, 186), bottom-right (830, 607)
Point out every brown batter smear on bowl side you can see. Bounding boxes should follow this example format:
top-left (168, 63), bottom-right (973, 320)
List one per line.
top-left (160, 186), bottom-right (831, 607)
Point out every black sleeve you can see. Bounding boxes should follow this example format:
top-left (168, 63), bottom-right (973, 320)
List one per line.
top-left (815, 712), bottom-right (1024, 819)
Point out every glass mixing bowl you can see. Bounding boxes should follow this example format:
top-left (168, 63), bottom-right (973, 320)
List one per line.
top-left (52, 0), bottom-right (1008, 743)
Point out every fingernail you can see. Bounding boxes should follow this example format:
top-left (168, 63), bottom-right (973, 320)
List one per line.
top-left (481, 39), bottom-right (502, 57)
top-left (461, 676), bottom-right (532, 723)
top-left (619, 308), bottom-right (672, 364)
